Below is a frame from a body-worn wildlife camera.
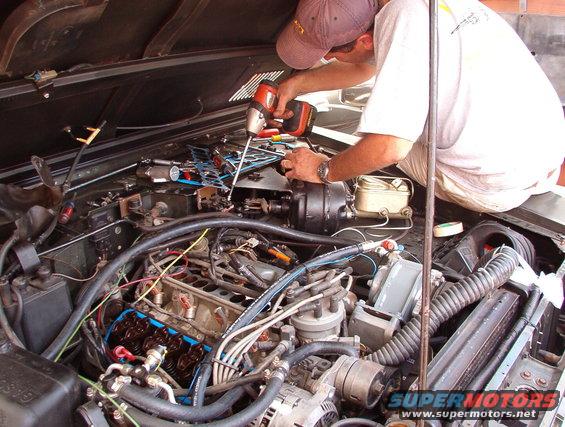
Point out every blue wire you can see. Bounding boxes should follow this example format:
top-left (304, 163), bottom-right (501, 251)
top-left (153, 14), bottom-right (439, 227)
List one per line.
top-left (179, 366), bottom-right (201, 405)
top-left (356, 254), bottom-right (378, 276)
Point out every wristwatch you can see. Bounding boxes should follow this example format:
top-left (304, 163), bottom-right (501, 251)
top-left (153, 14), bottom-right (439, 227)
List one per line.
top-left (317, 160), bottom-right (332, 184)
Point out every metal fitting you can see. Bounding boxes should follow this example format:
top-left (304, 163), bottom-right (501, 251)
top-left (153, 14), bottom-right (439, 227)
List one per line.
top-left (108, 376), bottom-right (131, 393)
top-left (146, 374), bottom-right (162, 388)
top-left (143, 345), bottom-right (167, 372)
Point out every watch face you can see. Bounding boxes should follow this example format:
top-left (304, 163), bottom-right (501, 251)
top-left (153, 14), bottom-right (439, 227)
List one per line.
top-left (318, 161), bottom-right (329, 183)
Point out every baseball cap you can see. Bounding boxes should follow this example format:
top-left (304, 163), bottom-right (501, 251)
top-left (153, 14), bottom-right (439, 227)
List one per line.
top-left (276, 0), bottom-right (378, 70)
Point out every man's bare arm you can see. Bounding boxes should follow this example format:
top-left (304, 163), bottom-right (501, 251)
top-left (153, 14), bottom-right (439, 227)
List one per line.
top-left (274, 62), bottom-right (376, 117)
top-left (328, 134), bottom-right (413, 181)
top-left (283, 134), bottom-right (413, 183)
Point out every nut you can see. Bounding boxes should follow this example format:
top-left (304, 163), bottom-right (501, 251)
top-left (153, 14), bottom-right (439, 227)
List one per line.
top-left (536, 377), bottom-right (548, 387)
top-left (520, 370), bottom-right (532, 380)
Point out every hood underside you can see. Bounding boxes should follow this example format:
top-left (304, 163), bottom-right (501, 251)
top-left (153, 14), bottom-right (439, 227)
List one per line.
top-left (0, 0), bottom-right (297, 174)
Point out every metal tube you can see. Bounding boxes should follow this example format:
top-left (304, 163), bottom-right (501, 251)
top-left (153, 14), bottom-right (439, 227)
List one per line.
top-left (227, 135), bottom-right (253, 201)
top-left (67, 163), bottom-right (138, 192)
top-left (418, 0), bottom-right (439, 419)
top-left (37, 219), bottom-right (133, 256)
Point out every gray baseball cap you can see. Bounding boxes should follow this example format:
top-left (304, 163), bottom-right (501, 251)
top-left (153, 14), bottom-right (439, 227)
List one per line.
top-left (276, 0), bottom-right (378, 70)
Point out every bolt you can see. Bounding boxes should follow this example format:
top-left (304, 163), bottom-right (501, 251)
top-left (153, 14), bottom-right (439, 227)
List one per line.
top-left (520, 370), bottom-right (532, 380)
top-left (536, 378), bottom-right (548, 387)
top-left (85, 387), bottom-right (95, 398)
top-left (113, 409), bottom-right (122, 420)
top-left (37, 265), bottom-right (51, 280)
top-left (43, 93), bottom-right (50, 99)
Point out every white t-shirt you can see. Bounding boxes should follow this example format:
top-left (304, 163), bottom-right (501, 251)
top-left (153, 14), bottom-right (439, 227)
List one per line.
top-left (357, 0), bottom-right (565, 193)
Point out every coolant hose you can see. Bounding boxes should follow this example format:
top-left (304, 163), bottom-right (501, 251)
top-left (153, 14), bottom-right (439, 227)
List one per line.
top-left (125, 377), bottom-right (283, 427)
top-left (365, 246), bottom-right (520, 366)
top-left (121, 342), bottom-right (356, 426)
top-left (467, 288), bottom-right (541, 390)
top-left (283, 340), bottom-right (358, 366)
top-left (42, 218), bottom-right (355, 360)
top-left (191, 242), bottom-right (377, 407)
top-left (119, 385), bottom-right (245, 422)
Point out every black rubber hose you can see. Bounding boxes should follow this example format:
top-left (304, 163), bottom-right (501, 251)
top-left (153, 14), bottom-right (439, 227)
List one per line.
top-left (0, 232), bottom-right (18, 277)
top-left (136, 212), bottom-right (238, 233)
top-left (365, 246), bottom-right (520, 366)
top-left (41, 218), bottom-right (355, 360)
top-left (191, 242), bottom-right (371, 407)
top-left (332, 419), bottom-right (379, 427)
top-left (470, 222), bottom-right (535, 267)
top-left (467, 288), bottom-right (541, 390)
top-left (121, 342), bottom-right (356, 426)
top-left (34, 216), bottom-right (58, 247)
top-left (125, 377), bottom-right (283, 427)
top-left (0, 297), bottom-right (24, 348)
top-left (171, 372), bottom-right (266, 397)
top-left (62, 142), bottom-right (89, 194)
top-left (283, 340), bottom-right (358, 366)
top-left (119, 385), bottom-right (245, 422)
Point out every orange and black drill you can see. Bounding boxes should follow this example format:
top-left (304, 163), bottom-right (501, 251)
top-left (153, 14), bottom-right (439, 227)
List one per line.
top-left (245, 79), bottom-right (317, 137)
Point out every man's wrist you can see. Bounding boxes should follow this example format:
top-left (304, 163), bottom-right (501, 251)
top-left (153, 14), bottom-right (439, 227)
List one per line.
top-left (317, 158), bottom-right (333, 184)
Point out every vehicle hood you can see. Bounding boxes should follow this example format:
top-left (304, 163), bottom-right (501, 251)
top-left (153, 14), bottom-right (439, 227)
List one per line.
top-left (0, 0), bottom-right (297, 177)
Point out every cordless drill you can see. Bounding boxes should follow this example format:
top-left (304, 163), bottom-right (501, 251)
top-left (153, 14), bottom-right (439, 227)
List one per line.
top-left (245, 79), bottom-right (317, 137)
top-left (228, 79), bottom-right (317, 201)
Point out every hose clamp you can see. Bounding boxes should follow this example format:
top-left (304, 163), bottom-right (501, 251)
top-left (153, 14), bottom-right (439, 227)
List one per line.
top-left (271, 368), bottom-right (288, 382)
top-left (273, 360), bottom-right (290, 375)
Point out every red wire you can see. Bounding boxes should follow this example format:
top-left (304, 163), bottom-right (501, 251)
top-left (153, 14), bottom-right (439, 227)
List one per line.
top-left (96, 252), bottom-right (189, 328)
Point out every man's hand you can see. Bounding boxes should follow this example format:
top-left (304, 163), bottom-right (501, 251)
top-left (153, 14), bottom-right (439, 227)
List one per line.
top-left (281, 147), bottom-right (329, 183)
top-left (273, 76), bottom-right (303, 120)
top-left (268, 76), bottom-right (303, 128)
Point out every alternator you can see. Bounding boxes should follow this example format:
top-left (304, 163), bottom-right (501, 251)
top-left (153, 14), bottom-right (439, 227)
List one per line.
top-left (251, 383), bottom-right (338, 427)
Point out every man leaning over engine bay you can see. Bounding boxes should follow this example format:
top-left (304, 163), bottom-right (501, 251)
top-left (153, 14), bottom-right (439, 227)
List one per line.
top-left (275, 0), bottom-right (565, 213)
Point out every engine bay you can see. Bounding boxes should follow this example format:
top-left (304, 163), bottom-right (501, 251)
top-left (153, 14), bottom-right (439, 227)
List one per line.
top-left (0, 129), bottom-right (563, 427)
